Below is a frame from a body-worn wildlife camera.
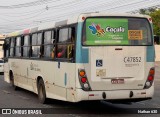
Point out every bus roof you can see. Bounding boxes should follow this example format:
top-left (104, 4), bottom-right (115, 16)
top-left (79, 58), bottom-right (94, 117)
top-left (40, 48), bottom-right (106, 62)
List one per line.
top-left (6, 12), bottom-right (151, 38)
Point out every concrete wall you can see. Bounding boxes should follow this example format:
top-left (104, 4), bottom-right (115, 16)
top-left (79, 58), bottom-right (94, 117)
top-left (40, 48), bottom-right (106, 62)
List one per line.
top-left (155, 45), bottom-right (160, 61)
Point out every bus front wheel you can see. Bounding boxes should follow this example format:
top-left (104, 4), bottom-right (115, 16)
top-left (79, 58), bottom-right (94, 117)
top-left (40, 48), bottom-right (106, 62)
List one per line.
top-left (38, 79), bottom-right (47, 104)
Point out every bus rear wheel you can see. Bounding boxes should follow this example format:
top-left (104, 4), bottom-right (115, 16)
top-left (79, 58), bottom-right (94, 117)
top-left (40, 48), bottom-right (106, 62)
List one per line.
top-left (38, 79), bottom-right (47, 104)
top-left (10, 72), bottom-right (18, 90)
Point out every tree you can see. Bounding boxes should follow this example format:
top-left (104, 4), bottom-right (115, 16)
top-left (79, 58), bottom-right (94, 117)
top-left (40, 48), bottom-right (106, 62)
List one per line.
top-left (150, 9), bottom-right (160, 35)
top-left (139, 8), bottom-right (160, 35)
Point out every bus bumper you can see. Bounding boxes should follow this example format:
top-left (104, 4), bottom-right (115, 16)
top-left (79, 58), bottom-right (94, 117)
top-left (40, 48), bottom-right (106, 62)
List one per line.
top-left (75, 85), bottom-right (154, 102)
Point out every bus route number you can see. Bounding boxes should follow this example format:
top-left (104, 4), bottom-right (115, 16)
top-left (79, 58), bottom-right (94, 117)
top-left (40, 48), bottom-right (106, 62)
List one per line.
top-left (124, 57), bottom-right (141, 63)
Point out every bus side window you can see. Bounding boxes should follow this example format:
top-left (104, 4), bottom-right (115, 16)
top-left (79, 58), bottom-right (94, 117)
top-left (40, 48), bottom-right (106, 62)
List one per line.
top-left (15, 37), bottom-right (21, 57)
top-left (51, 38), bottom-right (55, 59)
top-left (4, 38), bottom-right (10, 58)
top-left (44, 30), bottom-right (55, 59)
top-left (31, 33), bottom-right (38, 58)
top-left (10, 37), bottom-right (15, 57)
top-left (23, 35), bottom-right (30, 57)
top-left (57, 45), bottom-right (67, 58)
top-left (68, 27), bottom-right (75, 59)
top-left (57, 26), bottom-right (76, 61)
top-left (57, 28), bottom-right (69, 59)
top-left (37, 32), bottom-right (43, 58)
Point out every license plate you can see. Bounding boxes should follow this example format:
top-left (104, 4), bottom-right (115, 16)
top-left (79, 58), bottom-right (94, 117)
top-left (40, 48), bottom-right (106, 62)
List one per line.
top-left (111, 79), bottom-right (124, 84)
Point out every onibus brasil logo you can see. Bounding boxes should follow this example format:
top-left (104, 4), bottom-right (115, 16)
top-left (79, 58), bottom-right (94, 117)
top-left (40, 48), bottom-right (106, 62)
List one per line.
top-left (89, 23), bottom-right (125, 37)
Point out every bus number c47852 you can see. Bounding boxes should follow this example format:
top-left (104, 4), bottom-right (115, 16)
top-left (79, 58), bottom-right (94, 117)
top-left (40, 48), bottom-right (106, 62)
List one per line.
top-left (124, 57), bottom-right (141, 63)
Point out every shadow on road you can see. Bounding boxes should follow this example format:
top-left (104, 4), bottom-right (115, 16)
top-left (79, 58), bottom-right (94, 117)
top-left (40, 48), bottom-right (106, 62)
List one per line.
top-left (45, 98), bottom-right (136, 114)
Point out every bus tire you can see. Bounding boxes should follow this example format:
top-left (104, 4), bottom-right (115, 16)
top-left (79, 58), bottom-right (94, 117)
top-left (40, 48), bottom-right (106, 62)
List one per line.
top-left (10, 71), bottom-right (18, 90)
top-left (38, 79), bottom-right (47, 104)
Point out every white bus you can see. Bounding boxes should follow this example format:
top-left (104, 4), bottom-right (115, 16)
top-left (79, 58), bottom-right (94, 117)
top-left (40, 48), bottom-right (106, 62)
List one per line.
top-left (3, 13), bottom-right (155, 104)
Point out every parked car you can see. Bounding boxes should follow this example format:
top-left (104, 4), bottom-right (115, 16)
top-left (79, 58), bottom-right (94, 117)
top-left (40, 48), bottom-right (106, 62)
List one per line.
top-left (0, 59), bottom-right (4, 73)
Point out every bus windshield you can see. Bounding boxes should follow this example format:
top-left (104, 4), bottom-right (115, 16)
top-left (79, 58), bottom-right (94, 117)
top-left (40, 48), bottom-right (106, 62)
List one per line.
top-left (83, 17), bottom-right (153, 46)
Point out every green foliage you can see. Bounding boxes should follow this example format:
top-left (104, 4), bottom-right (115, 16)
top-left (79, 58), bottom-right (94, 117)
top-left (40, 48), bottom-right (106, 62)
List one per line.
top-left (139, 8), bottom-right (160, 35)
top-left (150, 10), bottom-right (160, 35)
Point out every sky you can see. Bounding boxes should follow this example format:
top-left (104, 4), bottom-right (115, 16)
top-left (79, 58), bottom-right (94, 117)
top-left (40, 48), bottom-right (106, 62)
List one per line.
top-left (0, 0), bottom-right (160, 34)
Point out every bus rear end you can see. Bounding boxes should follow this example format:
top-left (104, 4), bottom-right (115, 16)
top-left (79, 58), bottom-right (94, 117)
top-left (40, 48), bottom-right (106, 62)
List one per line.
top-left (76, 15), bottom-right (155, 103)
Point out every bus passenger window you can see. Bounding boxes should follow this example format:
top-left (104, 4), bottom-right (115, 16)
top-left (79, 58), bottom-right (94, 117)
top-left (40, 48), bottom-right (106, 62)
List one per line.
top-left (50, 39), bottom-right (55, 59)
top-left (23, 35), bottom-right (30, 57)
top-left (31, 33), bottom-right (38, 57)
top-left (15, 37), bottom-right (21, 57)
top-left (68, 27), bottom-right (75, 59)
top-left (37, 33), bottom-right (43, 58)
top-left (10, 38), bottom-right (15, 57)
top-left (51, 46), bottom-right (55, 58)
top-left (3, 38), bottom-right (10, 58)
top-left (56, 27), bottom-right (76, 61)
top-left (44, 30), bottom-right (55, 59)
top-left (67, 44), bottom-right (73, 59)
top-left (57, 45), bottom-right (67, 58)
top-left (59, 28), bottom-right (69, 42)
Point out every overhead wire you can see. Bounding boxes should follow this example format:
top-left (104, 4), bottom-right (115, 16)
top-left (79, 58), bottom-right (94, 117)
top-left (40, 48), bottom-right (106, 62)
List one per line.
top-left (37, 0), bottom-right (158, 22)
top-left (112, 0), bottom-right (160, 13)
top-left (33, 0), bottom-right (145, 22)
top-left (29, 0), bottom-right (113, 22)
top-left (0, 0), bottom-right (61, 9)
top-left (0, 0), bottom-right (83, 26)
top-left (100, 0), bottom-right (149, 12)
top-left (0, 9), bottom-right (46, 23)
top-left (0, 0), bottom-right (160, 34)
top-left (1, 8), bottom-right (45, 17)
top-left (0, 0), bottom-right (79, 19)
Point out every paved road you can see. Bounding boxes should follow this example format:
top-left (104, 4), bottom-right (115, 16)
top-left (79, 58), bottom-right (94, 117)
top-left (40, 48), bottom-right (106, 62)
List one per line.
top-left (0, 62), bottom-right (160, 117)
